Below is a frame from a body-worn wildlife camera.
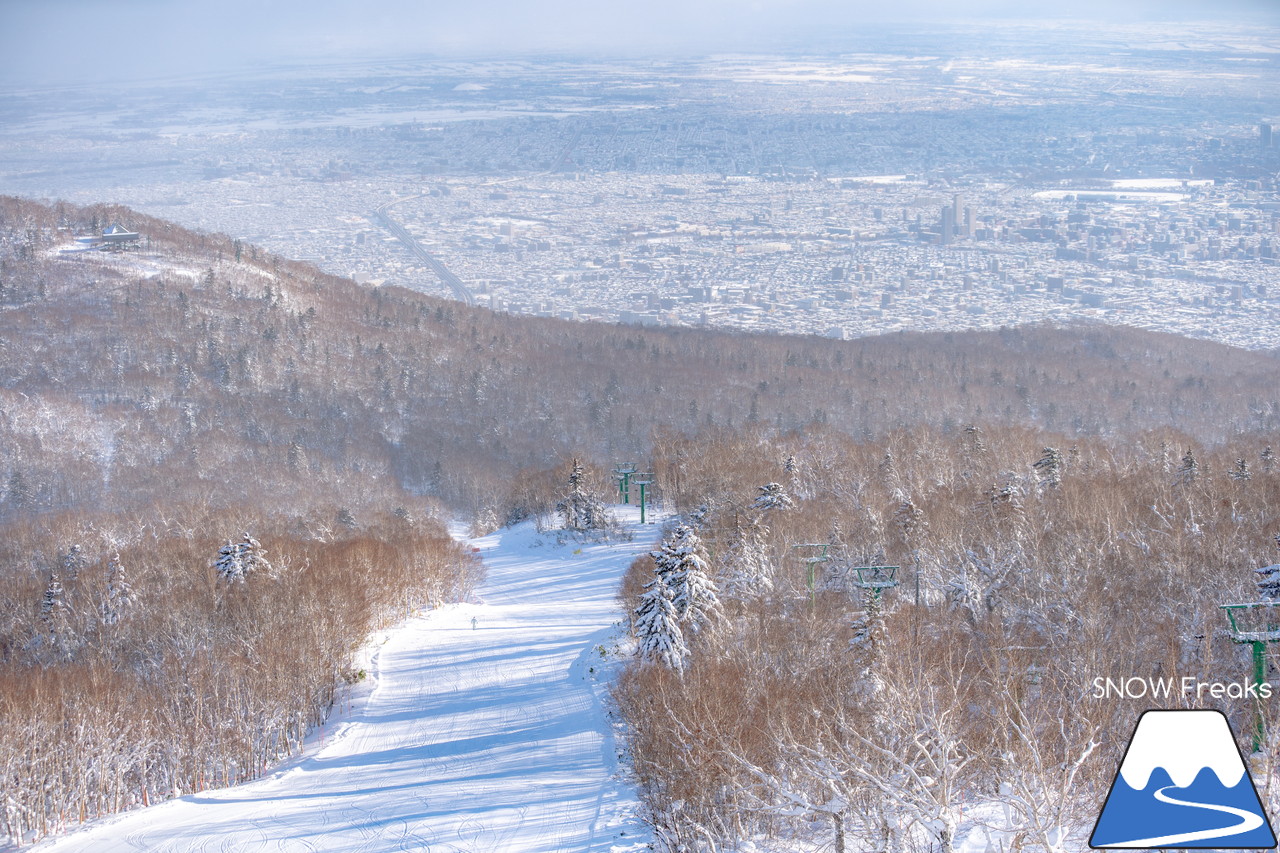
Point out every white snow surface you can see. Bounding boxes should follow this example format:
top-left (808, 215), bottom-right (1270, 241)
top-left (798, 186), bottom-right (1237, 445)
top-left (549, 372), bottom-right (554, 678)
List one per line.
top-left (28, 511), bottom-right (658, 853)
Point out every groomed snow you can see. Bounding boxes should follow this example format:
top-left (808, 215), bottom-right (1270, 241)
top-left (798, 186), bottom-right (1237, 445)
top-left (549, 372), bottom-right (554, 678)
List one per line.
top-left (28, 510), bottom-right (658, 853)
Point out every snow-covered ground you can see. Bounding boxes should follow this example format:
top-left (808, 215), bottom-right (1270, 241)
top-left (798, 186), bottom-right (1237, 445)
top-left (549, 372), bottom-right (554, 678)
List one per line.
top-left (28, 510), bottom-right (659, 853)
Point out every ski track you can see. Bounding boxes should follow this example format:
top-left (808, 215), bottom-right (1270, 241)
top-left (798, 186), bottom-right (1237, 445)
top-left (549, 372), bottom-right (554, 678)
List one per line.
top-left (29, 510), bottom-right (657, 853)
top-left (1106, 785), bottom-right (1265, 847)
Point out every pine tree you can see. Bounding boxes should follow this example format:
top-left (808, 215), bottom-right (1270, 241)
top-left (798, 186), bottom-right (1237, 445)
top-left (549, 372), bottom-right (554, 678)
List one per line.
top-left (1229, 458), bottom-right (1252, 482)
top-left (286, 440), bottom-right (305, 473)
top-left (39, 570), bottom-right (72, 656)
top-left (878, 452), bottom-right (897, 485)
top-left (686, 502), bottom-right (714, 531)
top-left (1262, 446), bottom-right (1275, 473)
top-left (987, 482), bottom-right (1011, 507)
top-left (673, 566), bottom-right (721, 637)
top-left (215, 533), bottom-right (270, 584)
top-left (61, 545), bottom-right (86, 583)
top-left (1177, 448), bottom-right (1199, 485)
top-left (5, 470), bottom-right (32, 510)
top-left (101, 553), bottom-right (136, 626)
top-left (720, 515), bottom-right (773, 601)
top-left (1257, 563), bottom-right (1280, 601)
top-left (215, 539), bottom-right (244, 583)
top-left (650, 524), bottom-right (695, 580)
top-left (982, 478), bottom-right (1026, 531)
top-left (893, 493), bottom-right (925, 541)
top-left (651, 524), bottom-right (722, 635)
top-left (672, 556), bottom-right (721, 636)
top-left (556, 457), bottom-right (611, 533)
top-left (633, 573), bottom-right (688, 672)
top-left (752, 482), bottom-right (794, 512)
top-left (1033, 447), bottom-right (1064, 489)
top-left (963, 424), bottom-right (987, 455)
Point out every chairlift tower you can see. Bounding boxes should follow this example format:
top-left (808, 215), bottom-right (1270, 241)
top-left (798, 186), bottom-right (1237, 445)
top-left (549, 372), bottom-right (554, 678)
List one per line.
top-left (850, 565), bottom-right (900, 605)
top-left (1222, 601), bottom-right (1280, 752)
top-left (633, 473), bottom-right (654, 524)
top-left (793, 543), bottom-right (830, 608)
top-left (613, 462), bottom-right (637, 504)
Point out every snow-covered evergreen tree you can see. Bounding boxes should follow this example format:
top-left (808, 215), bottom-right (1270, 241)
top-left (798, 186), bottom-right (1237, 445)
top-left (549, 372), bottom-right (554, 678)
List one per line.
top-left (878, 451), bottom-right (897, 485)
top-left (963, 424), bottom-right (987, 455)
top-left (985, 476), bottom-right (1023, 517)
top-left (61, 545), bottom-right (86, 583)
top-left (1263, 446), bottom-right (1275, 473)
top-left (556, 457), bottom-right (612, 533)
top-left (685, 501), bottom-right (714, 531)
top-left (101, 553), bottom-right (136, 626)
top-left (650, 524), bottom-right (696, 579)
top-left (1257, 563), bottom-right (1280, 601)
top-left (1177, 448), bottom-right (1199, 485)
top-left (672, 558), bottom-right (721, 637)
top-left (892, 493), bottom-right (925, 541)
top-left (651, 524), bottom-right (722, 635)
top-left (633, 573), bottom-right (688, 672)
top-left (719, 514), bottom-right (773, 601)
top-left (1228, 458), bottom-right (1251, 482)
top-left (649, 526), bottom-right (679, 579)
top-left (5, 470), bottom-right (32, 510)
top-left (1033, 447), bottom-right (1063, 489)
top-left (286, 440), bottom-right (305, 473)
top-left (215, 533), bottom-right (270, 584)
top-left (215, 539), bottom-right (243, 582)
top-left (752, 482), bottom-right (794, 513)
top-left (39, 570), bottom-right (72, 656)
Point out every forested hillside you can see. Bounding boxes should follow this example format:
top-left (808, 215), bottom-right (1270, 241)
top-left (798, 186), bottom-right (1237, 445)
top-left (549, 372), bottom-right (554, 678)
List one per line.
top-left (2, 196), bottom-right (1279, 846)
top-left (616, 424), bottom-right (1280, 851)
top-left (2, 197), bottom-right (1277, 524)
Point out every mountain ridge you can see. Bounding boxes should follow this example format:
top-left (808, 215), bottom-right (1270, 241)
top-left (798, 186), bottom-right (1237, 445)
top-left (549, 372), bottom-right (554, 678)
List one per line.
top-left (2, 195), bottom-right (1278, 519)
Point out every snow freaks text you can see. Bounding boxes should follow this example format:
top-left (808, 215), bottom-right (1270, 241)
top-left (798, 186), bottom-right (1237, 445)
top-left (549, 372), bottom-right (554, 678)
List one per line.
top-left (1091, 677), bottom-right (1273, 701)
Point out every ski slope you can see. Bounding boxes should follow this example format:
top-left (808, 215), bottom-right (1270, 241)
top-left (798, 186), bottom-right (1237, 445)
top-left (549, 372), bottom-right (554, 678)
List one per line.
top-left (31, 511), bottom-right (657, 853)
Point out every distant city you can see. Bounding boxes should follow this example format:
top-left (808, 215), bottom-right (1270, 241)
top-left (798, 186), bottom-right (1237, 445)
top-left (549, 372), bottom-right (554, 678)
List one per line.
top-left (2, 19), bottom-right (1278, 348)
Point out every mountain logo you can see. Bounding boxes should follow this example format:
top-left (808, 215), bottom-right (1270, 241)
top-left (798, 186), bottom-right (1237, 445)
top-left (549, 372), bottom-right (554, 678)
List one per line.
top-left (1091, 709), bottom-right (1277, 849)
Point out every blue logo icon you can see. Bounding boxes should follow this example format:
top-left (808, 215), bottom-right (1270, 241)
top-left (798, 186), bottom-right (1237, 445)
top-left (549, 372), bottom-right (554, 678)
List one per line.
top-left (1091, 709), bottom-right (1276, 848)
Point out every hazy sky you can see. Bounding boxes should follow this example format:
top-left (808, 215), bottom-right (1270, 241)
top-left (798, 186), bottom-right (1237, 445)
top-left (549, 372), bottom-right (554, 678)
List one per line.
top-left (1, 0), bottom-right (1276, 87)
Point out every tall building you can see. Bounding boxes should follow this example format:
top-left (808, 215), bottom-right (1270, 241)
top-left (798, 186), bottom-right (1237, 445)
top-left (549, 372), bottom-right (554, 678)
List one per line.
top-left (940, 205), bottom-right (955, 245)
top-left (1263, 123), bottom-right (1274, 149)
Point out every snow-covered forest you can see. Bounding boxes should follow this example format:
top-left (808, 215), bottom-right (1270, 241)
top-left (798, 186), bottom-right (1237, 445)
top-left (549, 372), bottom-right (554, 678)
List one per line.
top-left (1, 196), bottom-right (1279, 849)
top-left (614, 426), bottom-right (1280, 851)
top-left (2, 197), bottom-right (1277, 525)
top-left (0, 504), bottom-right (477, 842)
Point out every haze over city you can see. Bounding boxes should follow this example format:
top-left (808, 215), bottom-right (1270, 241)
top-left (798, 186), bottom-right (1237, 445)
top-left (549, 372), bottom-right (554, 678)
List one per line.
top-left (3, 0), bottom-right (1277, 84)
